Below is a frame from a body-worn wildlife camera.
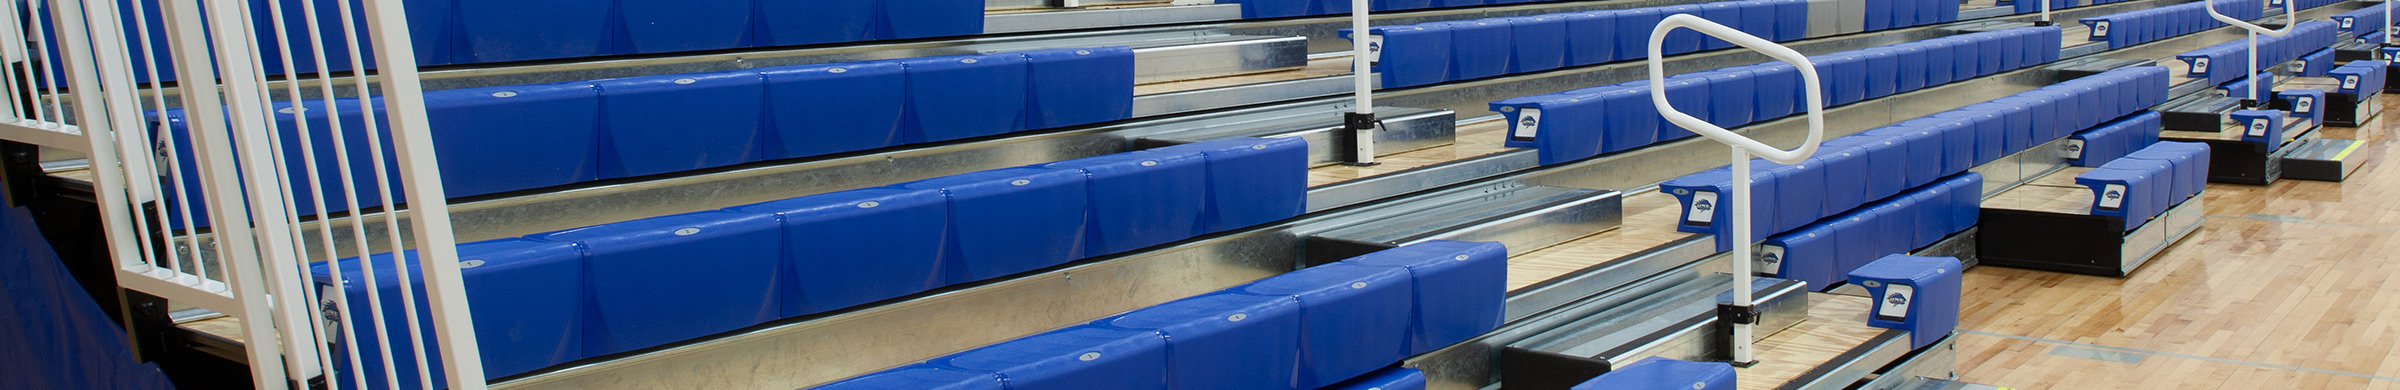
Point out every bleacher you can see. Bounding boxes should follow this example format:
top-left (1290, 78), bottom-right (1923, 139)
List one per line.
top-left (2078, 0), bottom-right (2265, 49)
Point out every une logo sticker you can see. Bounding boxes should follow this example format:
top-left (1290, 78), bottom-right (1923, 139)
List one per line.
top-left (1694, 199), bottom-right (1714, 213)
top-left (2249, 120), bottom-right (2270, 137)
top-left (2193, 58), bottom-right (2210, 72)
top-left (1885, 292), bottom-right (1909, 306)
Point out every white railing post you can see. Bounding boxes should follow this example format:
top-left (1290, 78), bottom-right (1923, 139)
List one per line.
top-left (1345, 0), bottom-right (1380, 166)
top-left (357, 0), bottom-right (489, 386)
top-left (2206, 0), bottom-right (2297, 107)
top-left (1646, 14), bottom-right (1827, 366)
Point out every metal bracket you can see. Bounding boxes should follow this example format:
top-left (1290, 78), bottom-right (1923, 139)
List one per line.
top-left (1342, 112), bottom-right (1384, 166)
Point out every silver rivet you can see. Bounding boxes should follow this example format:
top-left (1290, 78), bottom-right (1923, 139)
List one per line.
top-left (673, 227), bottom-right (702, 236)
top-left (1078, 352), bottom-right (1101, 361)
top-left (459, 259), bottom-right (486, 269)
top-left (1227, 313), bottom-right (1248, 322)
top-left (673, 78), bottom-right (697, 85)
top-left (1010, 179), bottom-right (1032, 186)
top-left (857, 201), bottom-right (881, 209)
top-left (491, 91), bottom-right (518, 98)
top-left (1252, 144), bottom-right (1268, 150)
top-left (1674, 189), bottom-right (1691, 195)
top-left (1454, 254), bottom-right (1470, 261)
top-left (961, 58), bottom-right (979, 64)
top-left (1350, 282), bottom-right (1368, 289)
top-left (1500, 106), bottom-right (1516, 112)
top-left (827, 67), bottom-right (848, 74)
top-left (278, 107), bottom-right (305, 114)
top-left (1140, 160), bottom-right (1159, 167)
top-left (1863, 280), bottom-right (1883, 288)
top-left (1692, 382), bottom-right (1706, 389)
top-left (1075, 50), bottom-right (1092, 55)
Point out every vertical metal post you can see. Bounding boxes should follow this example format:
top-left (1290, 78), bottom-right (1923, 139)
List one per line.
top-left (1647, 14), bottom-right (1826, 367)
top-left (2036, 0), bottom-right (2054, 26)
top-left (1345, 0), bottom-right (1379, 166)
top-left (2205, 0), bottom-right (2294, 108)
top-left (356, 0), bottom-right (488, 386)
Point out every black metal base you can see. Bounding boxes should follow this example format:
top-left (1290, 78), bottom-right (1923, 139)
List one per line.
top-left (2160, 134), bottom-right (2289, 185)
top-left (1501, 347), bottom-right (1618, 390)
top-left (1302, 236), bottom-right (1399, 267)
top-left (1976, 209), bottom-right (2144, 277)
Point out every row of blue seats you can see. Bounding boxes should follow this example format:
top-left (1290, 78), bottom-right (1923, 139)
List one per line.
top-left (2078, 0), bottom-right (2265, 49)
top-left (1755, 173), bottom-right (1981, 296)
top-left (1489, 27), bottom-right (2065, 165)
top-left (2179, 21), bottom-right (2338, 86)
top-left (2330, 60), bottom-right (2390, 96)
top-left (2068, 111), bottom-right (2164, 167)
top-left (2277, 88), bottom-right (2329, 127)
top-left (89, 0), bottom-right (986, 80)
top-left (1231, 0), bottom-right (1590, 19)
top-left (157, 47), bottom-right (1137, 226)
top-left (2297, 48), bottom-right (2337, 77)
top-left (1341, 0), bottom-right (1810, 88)
top-left (812, 241), bottom-right (1506, 390)
top-left (2014, 0), bottom-right (2133, 15)
top-left (2332, 6), bottom-right (2395, 36)
top-left (2077, 142), bottom-right (2212, 231)
top-left (307, 137), bottom-right (1308, 388)
top-left (2272, 0), bottom-right (2344, 14)
top-left (1660, 66), bottom-right (2170, 249)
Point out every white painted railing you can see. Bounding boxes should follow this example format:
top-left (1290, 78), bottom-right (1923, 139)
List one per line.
top-left (2207, 0), bottom-right (2298, 105)
top-left (0, 0), bottom-right (482, 388)
top-left (1645, 13), bottom-right (1827, 366)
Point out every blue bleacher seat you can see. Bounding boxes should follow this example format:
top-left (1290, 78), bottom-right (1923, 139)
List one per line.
top-left (1971, 33), bottom-right (2004, 76)
top-left (1347, 25), bottom-right (1454, 88)
top-left (594, 71), bottom-right (767, 178)
top-left (1571, 357), bottom-right (1735, 390)
top-left (1864, 0), bottom-right (1893, 30)
top-left (1235, 0), bottom-right (1313, 18)
top-left (2122, 149), bottom-right (2198, 202)
top-left (2075, 167), bottom-right (2157, 231)
top-left (1866, 199), bottom-right (1914, 256)
top-left (2296, 49), bottom-right (2334, 77)
top-left (1434, 0), bottom-right (1486, 6)
top-left (1347, 241), bottom-right (1507, 354)
top-left (1828, 211), bottom-right (1880, 275)
top-left (1043, 150), bottom-right (1209, 255)
top-left (760, 61), bottom-right (908, 159)
top-left (1155, 137), bottom-right (1309, 232)
top-left (878, 0), bottom-right (984, 39)
top-left (1375, 0), bottom-right (1435, 10)
top-left (1917, 118), bottom-right (1977, 174)
top-left (1862, 48), bottom-right (1899, 100)
top-left (532, 210), bottom-right (782, 355)
top-left (1822, 53), bottom-right (1868, 105)
top-left (1493, 93), bottom-right (1605, 165)
top-left (1613, 8), bottom-right (1666, 62)
top-left (1847, 255), bottom-right (1963, 349)
top-left (1880, 126), bottom-right (1942, 188)
top-left (1858, 136), bottom-right (1909, 200)
top-left (932, 326), bottom-right (1170, 390)
top-left (1659, 76), bottom-right (1713, 141)
top-left (899, 167), bottom-right (1091, 284)
top-left (454, 0), bottom-right (612, 63)
top-left (1737, 0), bottom-right (1778, 43)
top-left (1447, 20), bottom-right (1515, 80)
top-left (812, 364), bottom-right (1003, 390)
top-left (425, 83), bottom-right (603, 197)
top-left (756, 0), bottom-right (875, 46)
top-left (903, 53), bottom-right (1031, 142)
top-left (1099, 292), bottom-right (1302, 390)
top-left (1659, 5), bottom-right (1706, 54)
top-left (1026, 47), bottom-right (1138, 129)
top-left (255, 99), bottom-right (410, 215)
top-left (1933, 109), bottom-right (2005, 165)
top-left (1772, 0), bottom-right (1809, 41)
top-left (1940, 174), bottom-right (1982, 233)
top-left (1997, 31), bottom-right (2026, 71)
top-left (2107, 158), bottom-right (2174, 220)
top-left (1662, 165), bottom-right (1778, 251)
top-left (1563, 12), bottom-right (1618, 66)
top-left (1768, 160), bottom-right (1825, 233)
top-left (1813, 141), bottom-right (1871, 212)
top-left (616, 0), bottom-right (753, 54)
top-left (1750, 63), bottom-right (1801, 120)
top-left (1507, 15), bottom-right (1568, 73)
top-left (724, 188), bottom-right (949, 317)
top-left (1896, 44), bottom-right (1929, 92)
top-left (2230, 109), bottom-right (2284, 150)
top-left (2278, 89), bottom-right (2326, 127)
top-left (2147, 142), bottom-right (2212, 198)
top-left (312, 239), bottom-right (584, 383)
top-left (1765, 223), bottom-right (1843, 288)
top-left (1698, 2), bottom-right (1743, 50)
top-left (1992, 97), bottom-right (2054, 153)
top-left (1238, 262), bottom-right (1414, 388)
top-left (1906, 186), bottom-right (1952, 243)
top-left (1313, 0), bottom-right (1354, 14)
top-left (1705, 70), bottom-right (1757, 128)
top-left (1891, 0), bottom-right (1919, 28)
top-left (1327, 367), bottom-right (1429, 390)
top-left (1593, 86), bottom-right (1663, 152)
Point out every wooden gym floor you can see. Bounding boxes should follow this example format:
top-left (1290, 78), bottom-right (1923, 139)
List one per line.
top-left (1952, 107), bottom-right (2400, 389)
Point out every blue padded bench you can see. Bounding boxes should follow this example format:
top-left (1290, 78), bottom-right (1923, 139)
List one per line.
top-left (2330, 61), bottom-right (2390, 96)
top-left (1764, 173), bottom-right (1981, 288)
top-left (2277, 89), bottom-right (2328, 127)
top-left (2068, 111), bottom-right (2164, 167)
top-left (2077, 142), bottom-right (2211, 231)
top-left (1570, 357), bottom-right (1735, 390)
top-left (1346, 0), bottom-right (1922, 89)
top-left (1848, 254), bottom-right (1963, 349)
top-left (812, 241), bottom-right (1506, 390)
top-left (1492, 27), bottom-right (2064, 166)
top-left (2333, 6), bottom-right (2393, 36)
top-left (151, 46), bottom-right (1138, 226)
top-left (2078, 0), bottom-right (2263, 49)
top-left (311, 138), bottom-right (1305, 382)
top-left (310, 239), bottom-right (584, 390)
top-left (1659, 66), bottom-right (2164, 253)
top-left (2178, 21), bottom-right (2339, 86)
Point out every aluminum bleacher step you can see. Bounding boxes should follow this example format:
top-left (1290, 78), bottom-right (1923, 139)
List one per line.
top-left (2281, 138), bottom-right (2373, 181)
top-left (1498, 276), bottom-right (1810, 390)
top-left (1133, 106), bottom-right (1456, 166)
top-left (1301, 184), bottom-right (1621, 265)
top-left (986, 3), bottom-right (1244, 34)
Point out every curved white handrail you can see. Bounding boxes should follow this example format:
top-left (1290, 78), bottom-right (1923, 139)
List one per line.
top-left (1645, 13), bottom-right (1827, 366)
top-left (2206, 0), bottom-right (2298, 104)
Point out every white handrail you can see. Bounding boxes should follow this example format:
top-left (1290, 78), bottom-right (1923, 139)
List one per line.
top-left (1348, 0), bottom-right (1378, 166)
top-left (2206, 0), bottom-right (2297, 105)
top-left (1645, 13), bottom-right (1827, 366)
